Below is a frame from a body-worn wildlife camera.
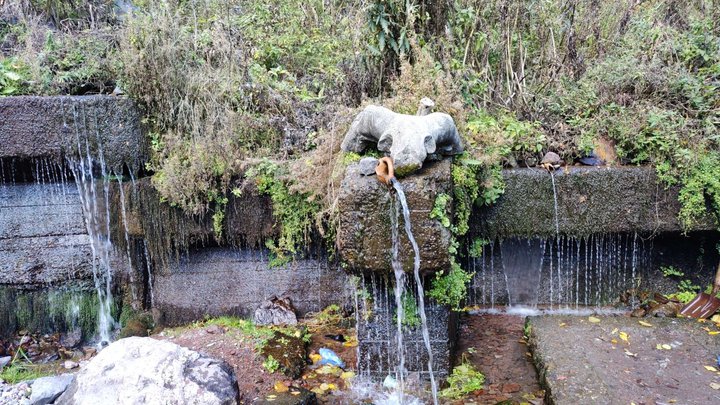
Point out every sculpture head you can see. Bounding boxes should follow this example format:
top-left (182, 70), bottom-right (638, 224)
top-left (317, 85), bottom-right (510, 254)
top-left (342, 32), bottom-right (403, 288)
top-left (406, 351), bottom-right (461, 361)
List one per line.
top-left (378, 131), bottom-right (437, 176)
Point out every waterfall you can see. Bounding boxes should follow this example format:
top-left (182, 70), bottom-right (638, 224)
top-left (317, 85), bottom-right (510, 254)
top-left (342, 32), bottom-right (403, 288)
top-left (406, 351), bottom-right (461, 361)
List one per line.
top-left (66, 103), bottom-right (119, 345)
top-left (390, 178), bottom-right (438, 405)
top-left (467, 234), bottom-right (652, 308)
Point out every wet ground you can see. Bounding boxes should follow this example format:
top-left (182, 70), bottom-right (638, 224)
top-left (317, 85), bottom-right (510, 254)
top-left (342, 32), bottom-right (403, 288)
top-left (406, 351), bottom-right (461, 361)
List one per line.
top-left (454, 313), bottom-right (545, 404)
top-left (528, 315), bottom-right (720, 404)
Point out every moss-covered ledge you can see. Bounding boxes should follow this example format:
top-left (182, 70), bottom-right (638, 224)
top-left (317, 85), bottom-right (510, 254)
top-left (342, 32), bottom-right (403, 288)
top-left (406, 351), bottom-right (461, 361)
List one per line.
top-left (473, 166), bottom-right (717, 239)
top-left (0, 96), bottom-right (146, 173)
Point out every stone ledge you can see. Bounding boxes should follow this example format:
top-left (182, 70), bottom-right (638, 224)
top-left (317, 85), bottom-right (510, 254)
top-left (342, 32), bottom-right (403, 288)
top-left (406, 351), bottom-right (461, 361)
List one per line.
top-left (0, 96), bottom-right (146, 173)
top-left (473, 166), bottom-right (717, 238)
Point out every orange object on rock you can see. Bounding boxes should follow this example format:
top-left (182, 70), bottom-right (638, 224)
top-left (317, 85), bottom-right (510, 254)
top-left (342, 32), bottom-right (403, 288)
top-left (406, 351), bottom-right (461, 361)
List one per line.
top-left (375, 156), bottom-right (395, 186)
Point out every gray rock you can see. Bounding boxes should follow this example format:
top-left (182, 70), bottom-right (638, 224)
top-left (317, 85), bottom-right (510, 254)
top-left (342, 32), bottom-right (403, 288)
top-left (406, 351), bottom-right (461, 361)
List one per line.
top-left (341, 105), bottom-right (463, 176)
top-left (29, 375), bottom-right (74, 405)
top-left (254, 296), bottom-right (298, 326)
top-left (55, 337), bottom-right (238, 405)
top-left (63, 361), bottom-right (79, 370)
top-left (358, 157), bottom-right (379, 176)
top-left (0, 357), bottom-right (10, 369)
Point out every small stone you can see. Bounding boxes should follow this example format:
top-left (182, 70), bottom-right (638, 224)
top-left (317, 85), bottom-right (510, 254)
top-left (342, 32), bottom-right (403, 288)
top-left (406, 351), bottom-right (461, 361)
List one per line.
top-left (358, 157), bottom-right (379, 176)
top-left (63, 360), bottom-right (79, 370)
top-left (648, 302), bottom-right (682, 318)
top-left (0, 356), bottom-right (11, 369)
top-left (630, 307), bottom-right (646, 318)
top-left (29, 374), bottom-right (74, 405)
top-left (205, 324), bottom-right (225, 335)
top-left (254, 296), bottom-right (297, 326)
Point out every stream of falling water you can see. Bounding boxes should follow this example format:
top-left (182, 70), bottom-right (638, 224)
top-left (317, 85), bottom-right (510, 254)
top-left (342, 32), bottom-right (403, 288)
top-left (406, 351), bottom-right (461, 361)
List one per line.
top-left (65, 104), bottom-right (118, 345)
top-left (389, 191), bottom-right (406, 402)
top-left (549, 171), bottom-right (560, 236)
top-left (390, 179), bottom-right (438, 405)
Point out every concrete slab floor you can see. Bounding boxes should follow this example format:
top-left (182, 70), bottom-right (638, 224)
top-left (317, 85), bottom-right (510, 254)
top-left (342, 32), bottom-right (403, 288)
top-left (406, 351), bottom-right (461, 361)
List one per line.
top-left (527, 315), bottom-right (720, 405)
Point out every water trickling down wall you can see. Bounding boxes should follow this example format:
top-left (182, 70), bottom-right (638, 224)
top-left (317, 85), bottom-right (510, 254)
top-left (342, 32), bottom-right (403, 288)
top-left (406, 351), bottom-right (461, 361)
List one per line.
top-left (468, 167), bottom-right (719, 308)
top-left (0, 96), bottom-right (145, 341)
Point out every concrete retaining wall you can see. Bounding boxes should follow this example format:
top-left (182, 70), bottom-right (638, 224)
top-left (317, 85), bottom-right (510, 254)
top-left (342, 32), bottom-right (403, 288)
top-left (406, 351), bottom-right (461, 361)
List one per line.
top-left (473, 166), bottom-right (717, 238)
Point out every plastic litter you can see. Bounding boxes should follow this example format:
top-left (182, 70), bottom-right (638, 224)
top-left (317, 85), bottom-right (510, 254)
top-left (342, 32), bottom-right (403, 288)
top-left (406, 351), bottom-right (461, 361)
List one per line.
top-left (318, 347), bottom-right (345, 368)
top-left (383, 375), bottom-right (398, 389)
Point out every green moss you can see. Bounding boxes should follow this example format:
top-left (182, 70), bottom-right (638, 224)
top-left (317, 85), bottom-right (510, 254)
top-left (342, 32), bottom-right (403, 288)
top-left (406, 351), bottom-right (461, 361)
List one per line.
top-left (394, 292), bottom-right (421, 328)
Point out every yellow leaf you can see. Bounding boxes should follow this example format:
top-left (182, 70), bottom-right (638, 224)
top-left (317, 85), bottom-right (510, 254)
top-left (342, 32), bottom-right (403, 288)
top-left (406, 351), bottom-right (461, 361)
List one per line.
top-left (656, 344), bottom-right (662, 350)
top-left (340, 371), bottom-right (355, 380)
top-left (638, 321), bottom-right (653, 327)
top-left (704, 366), bottom-right (718, 372)
top-left (611, 328), bottom-right (619, 335)
top-left (611, 339), bottom-right (618, 344)
top-left (266, 395), bottom-right (277, 400)
top-left (709, 331), bottom-right (720, 335)
top-left (619, 332), bottom-right (629, 343)
top-left (274, 381), bottom-right (289, 393)
top-left (588, 316), bottom-right (601, 323)
top-left (710, 314), bottom-right (720, 323)
top-left (559, 322), bottom-right (567, 327)
top-left (309, 353), bottom-right (322, 364)
top-left (662, 344), bottom-right (672, 350)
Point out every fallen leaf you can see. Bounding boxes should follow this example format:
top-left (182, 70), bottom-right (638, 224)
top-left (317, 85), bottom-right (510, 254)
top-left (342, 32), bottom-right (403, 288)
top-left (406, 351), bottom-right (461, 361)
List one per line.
top-left (711, 314), bottom-right (720, 323)
top-left (588, 316), bottom-right (601, 323)
top-left (309, 353), bottom-right (322, 364)
top-left (274, 382), bottom-right (289, 393)
top-left (704, 366), bottom-right (718, 372)
top-left (711, 382), bottom-right (720, 390)
top-left (709, 331), bottom-right (720, 335)
top-left (662, 344), bottom-right (672, 350)
top-left (624, 349), bottom-right (637, 357)
top-left (611, 328), bottom-right (619, 335)
top-left (638, 321), bottom-right (653, 327)
top-left (611, 339), bottom-right (618, 344)
top-left (559, 322), bottom-right (567, 327)
top-left (619, 331), bottom-right (629, 343)
top-left (340, 371), bottom-right (356, 380)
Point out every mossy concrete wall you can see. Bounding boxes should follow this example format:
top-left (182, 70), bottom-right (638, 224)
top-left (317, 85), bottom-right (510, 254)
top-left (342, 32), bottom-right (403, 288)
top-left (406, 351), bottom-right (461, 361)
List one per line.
top-left (0, 96), bottom-right (146, 173)
top-left (473, 167), bottom-right (717, 239)
top-left (152, 248), bottom-right (352, 326)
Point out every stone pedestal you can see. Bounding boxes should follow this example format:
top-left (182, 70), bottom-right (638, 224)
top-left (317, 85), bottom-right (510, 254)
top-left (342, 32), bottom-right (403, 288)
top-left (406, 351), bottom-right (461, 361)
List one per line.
top-left (337, 158), bottom-right (453, 275)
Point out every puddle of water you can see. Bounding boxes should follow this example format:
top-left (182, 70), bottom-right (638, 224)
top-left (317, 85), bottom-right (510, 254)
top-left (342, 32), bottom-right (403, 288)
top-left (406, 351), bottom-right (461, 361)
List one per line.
top-left (470, 305), bottom-right (628, 317)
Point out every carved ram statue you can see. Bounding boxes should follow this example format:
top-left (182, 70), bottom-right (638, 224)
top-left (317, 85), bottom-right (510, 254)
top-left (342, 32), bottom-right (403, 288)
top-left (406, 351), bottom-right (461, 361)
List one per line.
top-left (340, 103), bottom-right (464, 176)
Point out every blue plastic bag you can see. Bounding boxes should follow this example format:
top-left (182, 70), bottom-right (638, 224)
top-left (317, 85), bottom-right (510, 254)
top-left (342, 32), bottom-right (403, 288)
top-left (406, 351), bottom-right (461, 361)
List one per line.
top-left (318, 347), bottom-right (345, 368)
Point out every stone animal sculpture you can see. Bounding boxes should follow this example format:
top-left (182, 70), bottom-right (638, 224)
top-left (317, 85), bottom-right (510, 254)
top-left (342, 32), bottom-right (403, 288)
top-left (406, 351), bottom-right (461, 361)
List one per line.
top-left (341, 104), bottom-right (463, 175)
